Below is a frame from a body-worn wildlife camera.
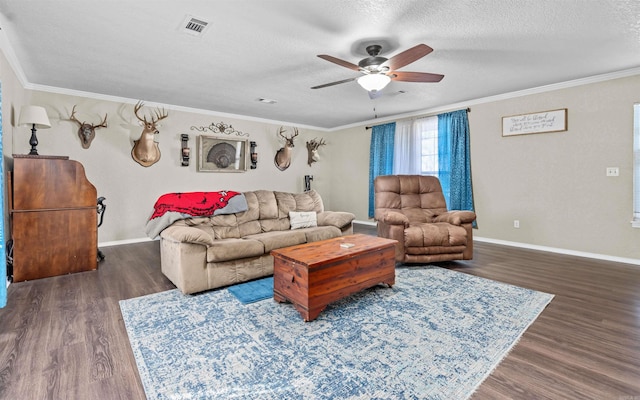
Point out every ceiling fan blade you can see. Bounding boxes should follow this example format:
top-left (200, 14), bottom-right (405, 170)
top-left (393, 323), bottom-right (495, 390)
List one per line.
top-left (317, 54), bottom-right (361, 71)
top-left (384, 44), bottom-right (433, 71)
top-left (390, 71), bottom-right (444, 83)
top-left (311, 76), bottom-right (357, 89)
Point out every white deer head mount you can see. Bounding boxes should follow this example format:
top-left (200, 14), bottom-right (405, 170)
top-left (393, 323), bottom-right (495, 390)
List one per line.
top-left (306, 137), bottom-right (326, 166)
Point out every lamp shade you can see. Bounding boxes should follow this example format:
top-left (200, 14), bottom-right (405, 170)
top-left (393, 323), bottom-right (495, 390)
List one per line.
top-left (18, 106), bottom-right (51, 129)
top-left (357, 74), bottom-right (391, 92)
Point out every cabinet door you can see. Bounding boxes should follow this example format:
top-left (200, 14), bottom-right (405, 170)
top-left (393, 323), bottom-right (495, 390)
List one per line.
top-left (12, 208), bottom-right (97, 282)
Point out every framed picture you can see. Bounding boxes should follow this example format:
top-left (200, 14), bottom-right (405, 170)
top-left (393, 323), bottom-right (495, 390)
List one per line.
top-left (197, 135), bottom-right (249, 172)
top-left (502, 108), bottom-right (567, 137)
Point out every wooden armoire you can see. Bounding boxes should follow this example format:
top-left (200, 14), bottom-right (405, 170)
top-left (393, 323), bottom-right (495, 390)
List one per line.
top-left (9, 155), bottom-right (98, 282)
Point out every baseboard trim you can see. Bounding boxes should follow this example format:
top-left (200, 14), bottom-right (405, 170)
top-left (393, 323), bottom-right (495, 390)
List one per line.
top-left (354, 221), bottom-right (640, 266)
top-left (99, 237), bottom-right (157, 247)
top-left (474, 236), bottom-right (640, 266)
top-left (354, 220), bottom-right (376, 226)
top-left (99, 226), bottom-right (640, 267)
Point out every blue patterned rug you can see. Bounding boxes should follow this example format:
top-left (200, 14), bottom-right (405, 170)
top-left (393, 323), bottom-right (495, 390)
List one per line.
top-left (119, 266), bottom-right (553, 400)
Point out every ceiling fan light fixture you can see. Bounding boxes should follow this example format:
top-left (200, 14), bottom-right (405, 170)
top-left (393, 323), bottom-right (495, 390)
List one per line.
top-left (357, 74), bottom-right (391, 92)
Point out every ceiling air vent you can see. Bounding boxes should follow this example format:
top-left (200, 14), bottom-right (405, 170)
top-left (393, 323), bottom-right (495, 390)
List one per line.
top-left (181, 16), bottom-right (209, 36)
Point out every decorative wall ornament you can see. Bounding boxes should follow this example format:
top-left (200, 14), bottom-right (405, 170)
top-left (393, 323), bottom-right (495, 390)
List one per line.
top-left (250, 141), bottom-right (258, 169)
top-left (190, 121), bottom-right (250, 137)
top-left (69, 105), bottom-right (108, 149)
top-left (181, 134), bottom-right (190, 166)
top-left (502, 108), bottom-right (567, 137)
top-left (197, 135), bottom-right (249, 172)
top-left (131, 101), bottom-right (168, 167)
top-left (304, 175), bottom-right (313, 192)
top-left (274, 126), bottom-right (299, 171)
top-left (306, 137), bottom-right (326, 166)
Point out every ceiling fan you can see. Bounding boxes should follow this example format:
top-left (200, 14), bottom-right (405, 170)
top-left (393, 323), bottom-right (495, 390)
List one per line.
top-left (311, 43), bottom-right (444, 97)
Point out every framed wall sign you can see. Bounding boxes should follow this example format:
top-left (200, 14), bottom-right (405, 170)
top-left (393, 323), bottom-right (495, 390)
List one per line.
top-left (197, 135), bottom-right (249, 172)
top-left (502, 108), bottom-right (567, 137)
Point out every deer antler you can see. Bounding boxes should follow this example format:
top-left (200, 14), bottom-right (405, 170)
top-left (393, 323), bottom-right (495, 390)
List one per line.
top-left (95, 113), bottom-right (108, 128)
top-left (277, 126), bottom-right (287, 140)
top-left (308, 138), bottom-right (326, 149)
top-left (134, 101), bottom-right (168, 124)
top-left (70, 105), bottom-right (107, 128)
top-left (152, 107), bottom-right (168, 123)
top-left (134, 101), bottom-right (147, 123)
top-left (69, 105), bottom-right (83, 126)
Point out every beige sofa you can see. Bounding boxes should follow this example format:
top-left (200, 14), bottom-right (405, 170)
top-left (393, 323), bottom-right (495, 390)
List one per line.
top-left (159, 189), bottom-right (355, 294)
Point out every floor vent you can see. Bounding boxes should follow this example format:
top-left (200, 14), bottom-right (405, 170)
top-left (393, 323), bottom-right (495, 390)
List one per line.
top-left (181, 16), bottom-right (209, 36)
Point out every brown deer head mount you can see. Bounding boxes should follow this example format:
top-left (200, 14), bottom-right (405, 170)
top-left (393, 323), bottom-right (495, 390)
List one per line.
top-left (131, 101), bottom-right (168, 167)
top-left (274, 126), bottom-right (299, 171)
top-left (306, 137), bottom-right (327, 166)
top-left (69, 105), bottom-right (108, 149)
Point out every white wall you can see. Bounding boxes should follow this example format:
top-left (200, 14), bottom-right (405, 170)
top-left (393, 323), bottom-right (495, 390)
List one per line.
top-left (3, 82), bottom-right (332, 243)
top-left (326, 74), bottom-right (640, 261)
top-left (3, 39), bottom-right (639, 261)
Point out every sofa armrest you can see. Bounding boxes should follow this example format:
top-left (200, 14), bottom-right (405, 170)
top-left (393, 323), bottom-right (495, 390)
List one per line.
top-left (160, 225), bottom-right (215, 246)
top-left (317, 211), bottom-right (355, 229)
top-left (379, 211), bottom-right (409, 227)
top-left (434, 211), bottom-right (476, 225)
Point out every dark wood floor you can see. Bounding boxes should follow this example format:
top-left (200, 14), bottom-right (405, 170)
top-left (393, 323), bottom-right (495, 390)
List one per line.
top-left (0, 225), bottom-right (639, 400)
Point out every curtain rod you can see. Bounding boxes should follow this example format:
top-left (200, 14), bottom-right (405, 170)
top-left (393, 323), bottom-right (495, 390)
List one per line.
top-left (365, 108), bottom-right (470, 130)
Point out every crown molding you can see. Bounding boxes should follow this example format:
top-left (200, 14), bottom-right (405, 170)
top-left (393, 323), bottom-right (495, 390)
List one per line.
top-left (3, 29), bottom-right (639, 133)
top-left (334, 67), bottom-right (640, 132)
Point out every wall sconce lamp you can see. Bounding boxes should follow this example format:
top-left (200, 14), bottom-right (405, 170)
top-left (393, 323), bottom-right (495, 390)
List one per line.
top-left (18, 105), bottom-right (51, 155)
top-left (181, 134), bottom-right (190, 166)
top-left (250, 141), bottom-right (258, 169)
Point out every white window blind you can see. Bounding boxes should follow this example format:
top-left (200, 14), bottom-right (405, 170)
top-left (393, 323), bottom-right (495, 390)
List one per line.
top-left (633, 104), bottom-right (640, 227)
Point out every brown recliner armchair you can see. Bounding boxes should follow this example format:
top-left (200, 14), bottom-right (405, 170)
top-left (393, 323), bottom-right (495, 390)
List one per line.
top-left (374, 175), bottom-right (476, 263)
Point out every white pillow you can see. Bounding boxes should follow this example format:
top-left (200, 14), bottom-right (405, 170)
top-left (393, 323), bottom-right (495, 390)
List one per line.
top-left (289, 211), bottom-right (317, 230)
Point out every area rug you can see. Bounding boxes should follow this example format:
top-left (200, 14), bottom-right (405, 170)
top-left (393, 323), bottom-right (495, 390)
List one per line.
top-left (119, 266), bottom-right (553, 400)
top-left (227, 277), bottom-right (274, 304)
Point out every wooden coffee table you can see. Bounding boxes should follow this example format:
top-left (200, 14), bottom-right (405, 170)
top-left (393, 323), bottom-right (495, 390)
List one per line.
top-left (271, 234), bottom-right (397, 321)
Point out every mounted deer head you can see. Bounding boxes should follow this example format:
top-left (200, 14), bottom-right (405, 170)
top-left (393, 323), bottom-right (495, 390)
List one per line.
top-left (131, 101), bottom-right (168, 167)
top-left (274, 126), bottom-right (299, 171)
top-left (69, 105), bottom-right (108, 149)
top-left (306, 137), bottom-right (326, 166)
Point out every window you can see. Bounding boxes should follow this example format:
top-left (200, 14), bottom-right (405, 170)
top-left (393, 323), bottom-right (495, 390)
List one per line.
top-left (633, 104), bottom-right (640, 227)
top-left (419, 116), bottom-right (439, 176)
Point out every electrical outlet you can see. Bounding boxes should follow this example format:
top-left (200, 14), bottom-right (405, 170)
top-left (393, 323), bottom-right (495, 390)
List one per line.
top-left (606, 167), bottom-right (619, 177)
top-left (513, 220), bottom-right (520, 228)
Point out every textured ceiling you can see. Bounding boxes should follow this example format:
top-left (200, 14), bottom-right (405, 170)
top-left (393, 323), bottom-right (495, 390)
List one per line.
top-left (1, 0), bottom-right (640, 130)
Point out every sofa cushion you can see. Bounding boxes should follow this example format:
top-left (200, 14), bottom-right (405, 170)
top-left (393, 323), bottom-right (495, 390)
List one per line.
top-left (302, 226), bottom-right (342, 242)
top-left (244, 230), bottom-right (307, 252)
top-left (237, 220), bottom-right (262, 237)
top-left (206, 238), bottom-right (265, 263)
top-left (255, 190), bottom-right (279, 220)
top-left (275, 190), bottom-right (324, 217)
top-left (404, 223), bottom-right (467, 247)
top-left (289, 211), bottom-right (317, 229)
top-left (317, 211), bottom-right (356, 229)
top-left (160, 225), bottom-right (215, 246)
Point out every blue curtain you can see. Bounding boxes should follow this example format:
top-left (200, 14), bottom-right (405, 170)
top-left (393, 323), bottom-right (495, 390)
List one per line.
top-left (368, 122), bottom-right (396, 218)
top-left (0, 82), bottom-right (6, 308)
top-left (437, 110), bottom-right (475, 214)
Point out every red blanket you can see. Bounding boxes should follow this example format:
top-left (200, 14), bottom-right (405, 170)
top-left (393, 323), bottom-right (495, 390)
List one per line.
top-left (149, 191), bottom-right (242, 220)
